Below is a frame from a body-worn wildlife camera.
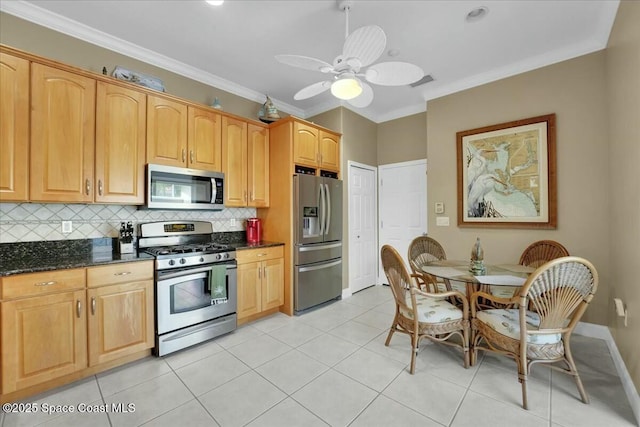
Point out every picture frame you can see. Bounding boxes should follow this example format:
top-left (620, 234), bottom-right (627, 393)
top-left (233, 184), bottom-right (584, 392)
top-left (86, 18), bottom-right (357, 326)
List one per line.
top-left (456, 114), bottom-right (557, 229)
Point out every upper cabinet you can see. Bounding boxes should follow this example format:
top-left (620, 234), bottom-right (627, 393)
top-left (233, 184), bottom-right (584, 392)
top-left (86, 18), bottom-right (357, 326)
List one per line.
top-left (30, 63), bottom-right (96, 202)
top-left (0, 52), bottom-right (29, 202)
top-left (293, 120), bottom-right (341, 174)
top-left (147, 94), bottom-right (222, 172)
top-left (222, 118), bottom-right (269, 208)
top-left (146, 94), bottom-right (188, 168)
top-left (95, 82), bottom-right (147, 204)
top-left (188, 107), bottom-right (222, 172)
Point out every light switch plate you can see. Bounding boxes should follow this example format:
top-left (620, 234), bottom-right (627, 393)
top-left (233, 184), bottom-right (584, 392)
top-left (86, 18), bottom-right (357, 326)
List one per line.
top-left (435, 202), bottom-right (444, 214)
top-left (436, 217), bottom-right (450, 226)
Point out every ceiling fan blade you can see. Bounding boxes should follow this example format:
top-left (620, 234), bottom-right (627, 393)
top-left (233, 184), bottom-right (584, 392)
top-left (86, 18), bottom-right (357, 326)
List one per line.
top-left (347, 81), bottom-right (374, 108)
top-left (275, 54), bottom-right (333, 73)
top-left (294, 81), bottom-right (332, 100)
top-left (364, 61), bottom-right (424, 86)
top-left (343, 25), bottom-right (386, 68)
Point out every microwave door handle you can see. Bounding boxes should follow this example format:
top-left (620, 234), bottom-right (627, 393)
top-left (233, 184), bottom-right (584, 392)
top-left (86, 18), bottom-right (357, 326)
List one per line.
top-left (324, 183), bottom-right (331, 236)
top-left (318, 183), bottom-right (325, 235)
top-left (211, 178), bottom-right (216, 203)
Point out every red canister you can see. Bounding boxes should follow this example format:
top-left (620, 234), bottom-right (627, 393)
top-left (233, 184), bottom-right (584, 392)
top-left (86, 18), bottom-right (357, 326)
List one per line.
top-left (246, 218), bottom-right (262, 243)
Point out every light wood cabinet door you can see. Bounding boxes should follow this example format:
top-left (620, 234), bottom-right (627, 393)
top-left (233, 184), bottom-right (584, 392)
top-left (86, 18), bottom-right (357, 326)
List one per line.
top-left (87, 280), bottom-right (154, 366)
top-left (146, 95), bottom-right (188, 167)
top-left (237, 262), bottom-right (261, 320)
top-left (30, 63), bottom-right (95, 202)
top-left (222, 116), bottom-right (248, 207)
top-left (293, 122), bottom-right (319, 167)
top-left (262, 257), bottom-right (284, 311)
top-left (0, 53), bottom-right (29, 202)
top-left (1, 290), bottom-right (87, 393)
top-left (95, 82), bottom-right (146, 204)
top-left (319, 130), bottom-right (340, 171)
top-left (188, 106), bottom-right (222, 171)
top-left (247, 124), bottom-right (269, 207)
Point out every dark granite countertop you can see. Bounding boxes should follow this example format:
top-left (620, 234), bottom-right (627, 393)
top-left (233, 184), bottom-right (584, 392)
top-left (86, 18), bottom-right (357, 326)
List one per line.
top-left (0, 238), bottom-right (154, 277)
top-left (0, 235), bottom-right (284, 277)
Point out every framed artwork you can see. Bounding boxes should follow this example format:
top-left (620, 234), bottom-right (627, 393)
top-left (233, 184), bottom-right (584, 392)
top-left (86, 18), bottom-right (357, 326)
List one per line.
top-left (456, 114), bottom-right (556, 229)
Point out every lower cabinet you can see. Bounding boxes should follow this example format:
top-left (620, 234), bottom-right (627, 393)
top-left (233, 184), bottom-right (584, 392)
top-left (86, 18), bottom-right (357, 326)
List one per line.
top-left (0, 261), bottom-right (154, 399)
top-left (237, 246), bottom-right (284, 321)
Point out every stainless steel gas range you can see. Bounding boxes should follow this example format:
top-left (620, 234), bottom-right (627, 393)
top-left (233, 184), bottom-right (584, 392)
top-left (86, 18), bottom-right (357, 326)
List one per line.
top-left (138, 221), bottom-right (237, 356)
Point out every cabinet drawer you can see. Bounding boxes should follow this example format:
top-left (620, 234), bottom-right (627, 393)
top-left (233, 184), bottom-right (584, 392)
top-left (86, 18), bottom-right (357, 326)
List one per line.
top-left (1, 268), bottom-right (86, 300)
top-left (87, 261), bottom-right (153, 288)
top-left (237, 246), bottom-right (284, 264)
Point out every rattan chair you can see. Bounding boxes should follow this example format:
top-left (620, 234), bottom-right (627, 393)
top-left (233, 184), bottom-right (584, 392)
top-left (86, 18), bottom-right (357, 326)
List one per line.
top-left (408, 236), bottom-right (466, 296)
top-left (382, 245), bottom-right (469, 374)
top-left (491, 239), bottom-right (570, 299)
top-left (471, 256), bottom-right (598, 410)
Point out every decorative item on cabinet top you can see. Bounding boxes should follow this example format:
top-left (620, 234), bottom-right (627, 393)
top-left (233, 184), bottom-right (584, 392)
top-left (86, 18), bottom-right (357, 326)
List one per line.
top-left (112, 66), bottom-right (165, 92)
top-left (258, 95), bottom-right (280, 124)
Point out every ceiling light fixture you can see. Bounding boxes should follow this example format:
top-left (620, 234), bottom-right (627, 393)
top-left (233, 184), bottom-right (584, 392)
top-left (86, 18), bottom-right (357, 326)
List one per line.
top-left (331, 75), bottom-right (362, 100)
top-left (206, 0), bottom-right (224, 6)
top-left (466, 6), bottom-right (489, 22)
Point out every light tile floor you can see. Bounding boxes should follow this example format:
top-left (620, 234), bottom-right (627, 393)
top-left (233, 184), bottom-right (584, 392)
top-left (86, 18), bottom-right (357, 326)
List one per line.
top-left (1, 285), bottom-right (636, 427)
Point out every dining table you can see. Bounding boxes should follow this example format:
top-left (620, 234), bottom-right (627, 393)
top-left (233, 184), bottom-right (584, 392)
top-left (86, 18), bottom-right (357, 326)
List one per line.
top-left (421, 260), bottom-right (535, 305)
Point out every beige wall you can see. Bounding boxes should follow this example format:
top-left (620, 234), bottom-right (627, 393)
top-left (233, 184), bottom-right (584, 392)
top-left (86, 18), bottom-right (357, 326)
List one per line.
top-left (605, 0), bottom-right (640, 392)
top-left (0, 12), bottom-right (264, 120)
top-left (426, 52), bottom-right (610, 326)
top-left (377, 112), bottom-right (427, 165)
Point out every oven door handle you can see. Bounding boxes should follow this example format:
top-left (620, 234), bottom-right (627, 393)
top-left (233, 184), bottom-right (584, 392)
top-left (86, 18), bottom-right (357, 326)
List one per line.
top-left (158, 265), bottom-right (234, 281)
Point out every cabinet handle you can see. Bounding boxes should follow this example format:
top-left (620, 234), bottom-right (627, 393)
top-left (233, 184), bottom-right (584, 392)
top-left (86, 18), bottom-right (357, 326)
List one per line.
top-left (98, 180), bottom-right (103, 196)
top-left (263, 266), bottom-right (266, 278)
top-left (113, 271), bottom-right (132, 276)
top-left (258, 267), bottom-right (261, 279)
top-left (34, 280), bottom-right (57, 287)
top-left (190, 150), bottom-right (194, 163)
top-left (249, 191), bottom-right (252, 202)
top-left (257, 253), bottom-right (267, 257)
top-left (85, 179), bottom-right (91, 195)
top-left (76, 300), bottom-right (82, 318)
top-left (182, 148), bottom-right (186, 162)
top-left (244, 190), bottom-right (247, 202)
top-left (91, 297), bottom-right (96, 315)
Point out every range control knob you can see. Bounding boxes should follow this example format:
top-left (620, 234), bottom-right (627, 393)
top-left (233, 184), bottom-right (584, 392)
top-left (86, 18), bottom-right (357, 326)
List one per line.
top-left (215, 254), bottom-right (222, 261)
top-left (179, 258), bottom-right (187, 265)
top-left (222, 253), bottom-right (229, 259)
top-left (199, 257), bottom-right (205, 263)
top-left (168, 259), bottom-right (176, 266)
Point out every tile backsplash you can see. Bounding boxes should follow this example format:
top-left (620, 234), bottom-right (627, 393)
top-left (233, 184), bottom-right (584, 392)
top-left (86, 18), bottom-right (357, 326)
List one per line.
top-left (0, 203), bottom-right (256, 243)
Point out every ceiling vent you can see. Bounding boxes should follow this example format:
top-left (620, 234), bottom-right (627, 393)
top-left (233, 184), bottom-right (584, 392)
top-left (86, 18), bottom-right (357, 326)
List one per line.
top-left (409, 74), bottom-right (434, 87)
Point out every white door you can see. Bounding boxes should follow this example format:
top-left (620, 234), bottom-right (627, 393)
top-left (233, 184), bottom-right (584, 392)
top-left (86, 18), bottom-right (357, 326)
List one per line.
top-left (348, 162), bottom-right (378, 293)
top-left (378, 159), bottom-right (427, 283)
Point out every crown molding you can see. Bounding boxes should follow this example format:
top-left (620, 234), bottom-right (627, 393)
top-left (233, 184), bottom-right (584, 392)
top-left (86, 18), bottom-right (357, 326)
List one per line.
top-left (0, 1), bottom-right (305, 118)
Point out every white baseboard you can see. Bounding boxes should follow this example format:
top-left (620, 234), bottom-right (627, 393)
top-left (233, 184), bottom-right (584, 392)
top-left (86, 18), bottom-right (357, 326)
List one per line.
top-left (575, 322), bottom-right (639, 426)
top-left (342, 288), bottom-right (352, 299)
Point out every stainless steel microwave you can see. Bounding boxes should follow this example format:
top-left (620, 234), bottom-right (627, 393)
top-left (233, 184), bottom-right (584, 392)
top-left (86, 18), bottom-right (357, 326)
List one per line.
top-left (145, 164), bottom-right (224, 210)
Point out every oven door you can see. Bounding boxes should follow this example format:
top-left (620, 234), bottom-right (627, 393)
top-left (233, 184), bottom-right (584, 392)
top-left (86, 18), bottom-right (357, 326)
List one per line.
top-left (156, 261), bottom-right (237, 335)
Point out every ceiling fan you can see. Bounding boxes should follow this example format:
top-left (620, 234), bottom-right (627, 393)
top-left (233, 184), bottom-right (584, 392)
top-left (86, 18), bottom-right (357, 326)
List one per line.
top-left (275, 0), bottom-right (424, 108)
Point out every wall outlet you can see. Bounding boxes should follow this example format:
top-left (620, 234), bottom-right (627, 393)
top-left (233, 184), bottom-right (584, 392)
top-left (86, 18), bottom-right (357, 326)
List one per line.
top-left (61, 221), bottom-right (73, 234)
top-left (435, 202), bottom-right (445, 214)
top-left (230, 218), bottom-right (236, 227)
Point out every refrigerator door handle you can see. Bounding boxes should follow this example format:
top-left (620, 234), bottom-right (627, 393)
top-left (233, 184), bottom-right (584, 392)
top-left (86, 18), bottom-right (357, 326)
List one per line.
top-left (298, 259), bottom-right (342, 273)
top-left (324, 183), bottom-right (331, 236)
top-left (298, 242), bottom-right (342, 252)
top-left (319, 183), bottom-right (325, 235)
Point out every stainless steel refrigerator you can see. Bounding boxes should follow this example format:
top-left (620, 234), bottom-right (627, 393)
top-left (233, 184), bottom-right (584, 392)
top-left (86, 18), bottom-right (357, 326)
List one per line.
top-left (293, 174), bottom-right (343, 313)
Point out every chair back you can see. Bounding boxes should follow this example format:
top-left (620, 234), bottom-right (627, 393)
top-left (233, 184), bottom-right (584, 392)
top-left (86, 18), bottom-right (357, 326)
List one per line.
top-left (381, 245), bottom-right (414, 311)
top-left (408, 236), bottom-right (447, 274)
top-left (519, 256), bottom-right (598, 332)
top-left (518, 240), bottom-right (569, 268)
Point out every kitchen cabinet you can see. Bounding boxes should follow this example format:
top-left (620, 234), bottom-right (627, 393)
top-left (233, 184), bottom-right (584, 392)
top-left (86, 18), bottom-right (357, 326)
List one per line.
top-left (222, 117), bottom-right (270, 207)
top-left (236, 246), bottom-right (284, 321)
top-left (95, 81), bottom-right (147, 204)
top-left (1, 269), bottom-right (87, 394)
top-left (0, 52), bottom-right (29, 202)
top-left (0, 261), bottom-right (153, 400)
top-left (293, 121), bottom-right (341, 173)
top-left (146, 94), bottom-right (188, 168)
top-left (86, 261), bottom-right (154, 366)
top-left (147, 95), bottom-right (222, 172)
top-left (30, 63), bottom-right (96, 202)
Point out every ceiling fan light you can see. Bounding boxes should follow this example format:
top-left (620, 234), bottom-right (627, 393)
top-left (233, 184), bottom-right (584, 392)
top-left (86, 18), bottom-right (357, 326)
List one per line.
top-left (331, 77), bottom-right (362, 100)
